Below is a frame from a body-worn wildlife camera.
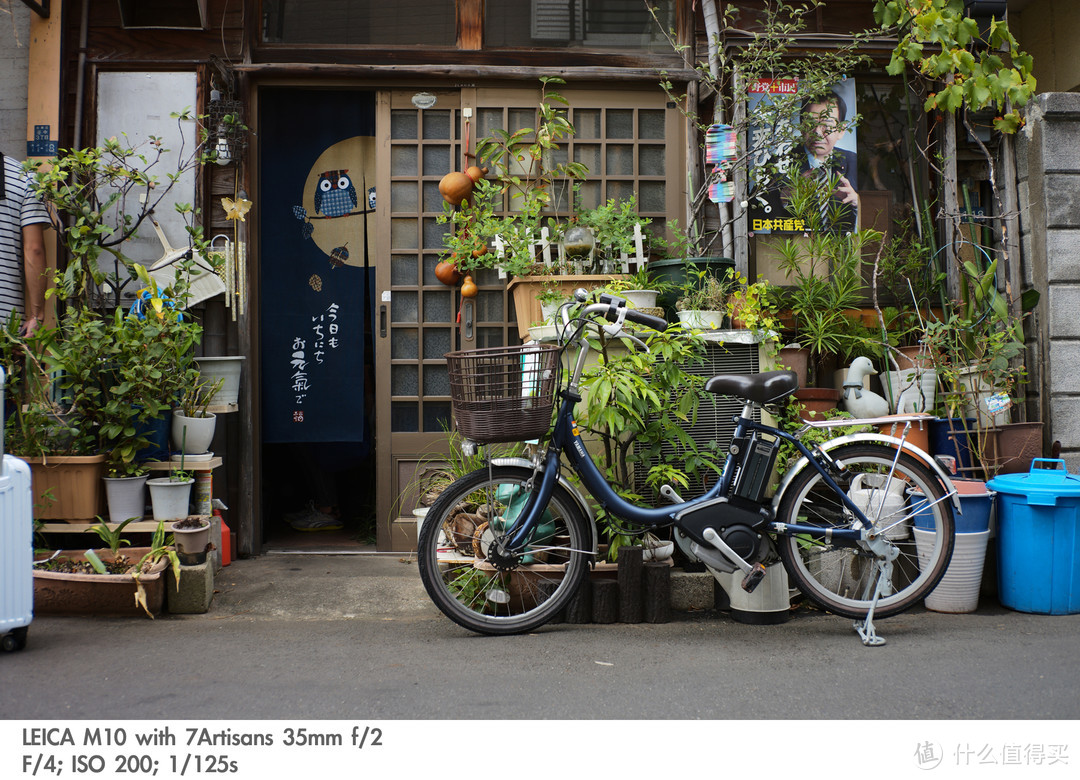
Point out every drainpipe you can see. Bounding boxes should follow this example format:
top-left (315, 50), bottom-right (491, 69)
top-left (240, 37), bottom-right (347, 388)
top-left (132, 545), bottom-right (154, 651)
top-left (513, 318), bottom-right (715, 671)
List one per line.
top-left (72, 0), bottom-right (89, 149)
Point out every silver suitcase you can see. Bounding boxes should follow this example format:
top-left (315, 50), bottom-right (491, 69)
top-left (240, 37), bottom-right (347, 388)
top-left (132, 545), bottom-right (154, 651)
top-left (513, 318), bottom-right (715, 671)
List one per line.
top-left (1, 366), bottom-right (33, 651)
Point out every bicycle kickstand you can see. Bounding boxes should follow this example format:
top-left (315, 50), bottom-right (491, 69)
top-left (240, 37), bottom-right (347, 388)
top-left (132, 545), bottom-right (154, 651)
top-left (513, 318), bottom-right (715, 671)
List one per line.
top-left (854, 558), bottom-right (893, 647)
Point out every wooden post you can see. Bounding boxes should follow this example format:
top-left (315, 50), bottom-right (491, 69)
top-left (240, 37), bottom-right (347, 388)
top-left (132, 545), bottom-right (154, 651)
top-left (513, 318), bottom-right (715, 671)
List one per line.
top-left (591, 579), bottom-right (619, 623)
top-left (643, 562), bottom-right (671, 623)
top-left (537, 580), bottom-right (563, 624)
top-left (564, 576), bottom-right (592, 624)
top-left (617, 545), bottom-right (643, 623)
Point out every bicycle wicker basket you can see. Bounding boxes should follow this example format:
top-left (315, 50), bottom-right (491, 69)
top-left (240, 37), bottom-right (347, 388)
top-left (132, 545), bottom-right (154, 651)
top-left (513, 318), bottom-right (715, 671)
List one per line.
top-left (445, 343), bottom-right (561, 444)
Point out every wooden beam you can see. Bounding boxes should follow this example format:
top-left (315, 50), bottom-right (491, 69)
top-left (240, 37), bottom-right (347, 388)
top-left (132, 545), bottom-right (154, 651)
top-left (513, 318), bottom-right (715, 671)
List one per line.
top-left (231, 62), bottom-right (699, 84)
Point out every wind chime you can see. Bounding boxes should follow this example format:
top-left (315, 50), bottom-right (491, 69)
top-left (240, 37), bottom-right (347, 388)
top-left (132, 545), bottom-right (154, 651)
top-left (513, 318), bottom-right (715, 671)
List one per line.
top-left (705, 123), bottom-right (737, 204)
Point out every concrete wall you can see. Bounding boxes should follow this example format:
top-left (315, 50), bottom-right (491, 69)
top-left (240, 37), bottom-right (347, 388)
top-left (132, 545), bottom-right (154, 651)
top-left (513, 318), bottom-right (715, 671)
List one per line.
top-left (0, 2), bottom-right (32, 160)
top-left (1016, 92), bottom-right (1080, 472)
top-left (1013, 0), bottom-right (1080, 93)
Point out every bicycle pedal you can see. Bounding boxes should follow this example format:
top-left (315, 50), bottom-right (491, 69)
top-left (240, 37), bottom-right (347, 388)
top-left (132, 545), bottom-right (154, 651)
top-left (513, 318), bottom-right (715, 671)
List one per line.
top-left (741, 563), bottom-right (767, 593)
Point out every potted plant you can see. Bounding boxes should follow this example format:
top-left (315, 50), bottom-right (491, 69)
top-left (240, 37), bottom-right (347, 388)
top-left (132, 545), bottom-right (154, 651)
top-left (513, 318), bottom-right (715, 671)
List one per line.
top-left (32, 521), bottom-right (180, 618)
top-left (148, 460), bottom-right (195, 523)
top-left (601, 265), bottom-right (669, 311)
top-left (171, 375), bottom-right (224, 455)
top-left (674, 268), bottom-right (735, 330)
top-left (171, 514), bottom-right (213, 565)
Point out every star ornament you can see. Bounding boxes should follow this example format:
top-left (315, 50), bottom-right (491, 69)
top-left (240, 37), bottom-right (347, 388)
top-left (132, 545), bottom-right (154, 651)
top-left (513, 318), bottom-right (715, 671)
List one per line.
top-left (222, 196), bottom-right (253, 222)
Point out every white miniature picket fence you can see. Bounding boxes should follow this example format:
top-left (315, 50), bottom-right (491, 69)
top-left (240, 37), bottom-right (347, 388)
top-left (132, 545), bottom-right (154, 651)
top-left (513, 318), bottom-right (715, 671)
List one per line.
top-left (492, 223), bottom-right (648, 279)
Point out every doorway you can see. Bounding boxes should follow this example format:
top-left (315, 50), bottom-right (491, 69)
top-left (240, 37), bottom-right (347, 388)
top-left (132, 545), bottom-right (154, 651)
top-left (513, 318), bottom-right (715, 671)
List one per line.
top-left (257, 87), bottom-right (378, 550)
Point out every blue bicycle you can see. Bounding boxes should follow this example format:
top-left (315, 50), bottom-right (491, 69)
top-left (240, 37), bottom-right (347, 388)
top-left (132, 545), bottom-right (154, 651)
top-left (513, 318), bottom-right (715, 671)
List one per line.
top-left (418, 292), bottom-right (959, 645)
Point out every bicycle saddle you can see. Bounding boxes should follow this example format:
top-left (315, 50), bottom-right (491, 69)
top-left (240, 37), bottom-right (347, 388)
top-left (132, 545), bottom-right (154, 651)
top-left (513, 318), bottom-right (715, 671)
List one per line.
top-left (704, 370), bottom-right (799, 405)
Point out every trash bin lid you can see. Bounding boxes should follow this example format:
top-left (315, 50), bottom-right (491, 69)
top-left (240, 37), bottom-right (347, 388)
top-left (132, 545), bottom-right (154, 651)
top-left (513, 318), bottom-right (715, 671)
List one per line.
top-left (987, 459), bottom-right (1080, 504)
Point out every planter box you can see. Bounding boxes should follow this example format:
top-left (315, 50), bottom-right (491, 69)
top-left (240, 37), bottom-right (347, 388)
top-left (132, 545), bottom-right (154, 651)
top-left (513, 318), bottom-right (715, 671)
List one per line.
top-left (24, 454), bottom-right (106, 521)
top-left (33, 547), bottom-right (169, 617)
top-left (508, 274), bottom-right (627, 341)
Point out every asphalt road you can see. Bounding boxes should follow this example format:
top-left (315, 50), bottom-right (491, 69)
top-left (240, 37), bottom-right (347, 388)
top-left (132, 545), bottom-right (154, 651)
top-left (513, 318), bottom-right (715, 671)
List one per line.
top-left (4, 553), bottom-right (1080, 721)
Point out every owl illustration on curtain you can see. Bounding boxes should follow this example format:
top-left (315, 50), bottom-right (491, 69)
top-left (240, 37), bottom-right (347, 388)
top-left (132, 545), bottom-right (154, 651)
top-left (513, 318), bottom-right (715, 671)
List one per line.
top-left (313, 169), bottom-right (357, 217)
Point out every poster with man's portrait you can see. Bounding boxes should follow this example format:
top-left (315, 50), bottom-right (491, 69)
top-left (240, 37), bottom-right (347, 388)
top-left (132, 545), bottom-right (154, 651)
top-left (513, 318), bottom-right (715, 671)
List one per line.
top-left (747, 77), bottom-right (859, 234)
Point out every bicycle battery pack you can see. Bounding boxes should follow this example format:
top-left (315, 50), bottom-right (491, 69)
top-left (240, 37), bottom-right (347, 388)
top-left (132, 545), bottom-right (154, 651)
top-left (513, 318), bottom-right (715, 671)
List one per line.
top-left (730, 431), bottom-right (780, 505)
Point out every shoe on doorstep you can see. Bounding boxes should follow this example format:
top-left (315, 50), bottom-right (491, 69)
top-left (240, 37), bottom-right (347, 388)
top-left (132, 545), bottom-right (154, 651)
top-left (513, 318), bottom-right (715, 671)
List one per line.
top-left (283, 500), bottom-right (318, 524)
top-left (289, 509), bottom-right (344, 532)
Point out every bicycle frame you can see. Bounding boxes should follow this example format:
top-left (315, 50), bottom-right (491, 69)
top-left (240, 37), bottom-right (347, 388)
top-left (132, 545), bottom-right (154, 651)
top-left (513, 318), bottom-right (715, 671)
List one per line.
top-left (503, 387), bottom-right (877, 554)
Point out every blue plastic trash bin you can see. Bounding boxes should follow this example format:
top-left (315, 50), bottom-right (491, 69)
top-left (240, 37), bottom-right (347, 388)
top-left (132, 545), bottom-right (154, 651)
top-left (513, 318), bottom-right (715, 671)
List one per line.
top-left (987, 459), bottom-right (1080, 615)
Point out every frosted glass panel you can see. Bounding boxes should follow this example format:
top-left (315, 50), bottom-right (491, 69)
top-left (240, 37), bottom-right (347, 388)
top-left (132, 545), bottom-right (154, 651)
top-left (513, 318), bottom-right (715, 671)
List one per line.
top-left (574, 109), bottom-right (601, 139)
top-left (391, 146), bottom-right (417, 176)
top-left (423, 402), bottom-right (452, 433)
top-left (391, 291), bottom-right (418, 322)
top-left (422, 145), bottom-right (450, 175)
top-left (391, 365), bottom-right (419, 395)
top-left (391, 181), bottom-right (418, 212)
top-left (391, 218), bottom-right (418, 250)
top-left (639, 145), bottom-right (665, 175)
top-left (391, 110), bottom-right (418, 139)
top-left (423, 329), bottom-right (452, 359)
top-left (391, 330), bottom-right (418, 360)
top-left (639, 181), bottom-right (666, 212)
top-left (574, 145), bottom-right (601, 175)
top-left (423, 364), bottom-right (450, 395)
top-left (423, 110), bottom-right (451, 140)
top-left (423, 290), bottom-right (452, 322)
top-left (607, 145), bottom-right (634, 176)
top-left (391, 256), bottom-right (417, 285)
top-left (423, 217), bottom-right (449, 249)
top-left (423, 181), bottom-right (444, 211)
top-left (392, 402), bottom-right (418, 432)
top-left (606, 110), bottom-right (633, 138)
top-left (639, 110), bottom-right (665, 139)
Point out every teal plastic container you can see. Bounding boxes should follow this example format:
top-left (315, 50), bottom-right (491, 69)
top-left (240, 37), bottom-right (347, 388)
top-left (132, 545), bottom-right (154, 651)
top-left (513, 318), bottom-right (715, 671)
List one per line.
top-left (987, 459), bottom-right (1080, 615)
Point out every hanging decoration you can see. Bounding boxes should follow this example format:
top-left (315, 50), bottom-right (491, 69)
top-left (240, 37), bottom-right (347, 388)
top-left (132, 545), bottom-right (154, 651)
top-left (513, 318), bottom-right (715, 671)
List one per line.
top-left (705, 123), bottom-right (737, 204)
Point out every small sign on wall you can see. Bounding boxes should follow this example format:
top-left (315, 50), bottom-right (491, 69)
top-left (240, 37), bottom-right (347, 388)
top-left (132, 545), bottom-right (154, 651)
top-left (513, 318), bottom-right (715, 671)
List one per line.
top-left (27, 125), bottom-right (57, 157)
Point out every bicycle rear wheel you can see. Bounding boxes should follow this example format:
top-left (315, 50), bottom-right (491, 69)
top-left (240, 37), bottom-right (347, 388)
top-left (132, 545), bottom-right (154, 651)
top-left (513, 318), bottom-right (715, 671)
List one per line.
top-left (776, 443), bottom-right (955, 619)
top-left (416, 465), bottom-right (592, 635)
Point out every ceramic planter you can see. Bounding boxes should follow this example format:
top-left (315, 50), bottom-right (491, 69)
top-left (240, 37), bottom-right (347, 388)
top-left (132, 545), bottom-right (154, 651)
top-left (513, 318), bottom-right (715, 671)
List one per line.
top-left (195, 356), bottom-right (245, 407)
top-left (103, 474), bottom-right (148, 524)
top-left (147, 477), bottom-right (194, 522)
top-left (676, 309), bottom-right (725, 330)
top-left (622, 289), bottom-right (660, 309)
top-left (32, 547), bottom-right (168, 617)
top-left (171, 517), bottom-right (212, 565)
top-left (171, 411), bottom-right (217, 454)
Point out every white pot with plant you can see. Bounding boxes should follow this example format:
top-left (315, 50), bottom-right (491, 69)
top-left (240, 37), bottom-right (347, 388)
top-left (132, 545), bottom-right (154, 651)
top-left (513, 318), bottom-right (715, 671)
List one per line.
top-left (675, 269), bottom-right (734, 330)
top-left (147, 460), bottom-right (194, 523)
top-left (171, 377), bottom-right (223, 455)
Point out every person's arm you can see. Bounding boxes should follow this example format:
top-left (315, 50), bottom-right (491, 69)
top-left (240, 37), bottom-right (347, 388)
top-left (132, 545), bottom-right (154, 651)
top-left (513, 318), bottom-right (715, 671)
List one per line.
top-left (21, 222), bottom-right (47, 335)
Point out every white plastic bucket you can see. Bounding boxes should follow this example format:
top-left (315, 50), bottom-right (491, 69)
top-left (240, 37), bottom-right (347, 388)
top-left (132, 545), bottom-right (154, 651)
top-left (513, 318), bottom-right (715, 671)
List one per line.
top-left (915, 528), bottom-right (990, 613)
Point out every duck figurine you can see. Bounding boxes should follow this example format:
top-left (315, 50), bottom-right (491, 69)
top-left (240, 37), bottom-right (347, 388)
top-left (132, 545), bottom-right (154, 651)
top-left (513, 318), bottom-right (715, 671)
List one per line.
top-left (841, 356), bottom-right (891, 419)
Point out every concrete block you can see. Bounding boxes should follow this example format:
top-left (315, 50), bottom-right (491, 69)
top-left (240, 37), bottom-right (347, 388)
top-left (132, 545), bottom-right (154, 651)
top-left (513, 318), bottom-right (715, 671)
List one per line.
top-left (1049, 341), bottom-right (1080, 393)
top-left (1047, 287), bottom-right (1080, 336)
top-left (166, 560), bottom-right (215, 614)
top-left (1039, 122), bottom-right (1080, 172)
top-left (1049, 395), bottom-right (1080, 450)
top-left (669, 570), bottom-right (715, 612)
top-left (1036, 92), bottom-right (1080, 118)
top-left (1045, 230), bottom-right (1080, 281)
top-left (1044, 174), bottom-right (1080, 228)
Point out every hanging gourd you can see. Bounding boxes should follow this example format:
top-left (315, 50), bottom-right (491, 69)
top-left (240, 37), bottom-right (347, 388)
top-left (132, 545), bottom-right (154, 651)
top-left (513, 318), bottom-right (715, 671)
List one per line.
top-left (435, 259), bottom-right (462, 286)
top-left (460, 275), bottom-right (478, 298)
top-left (465, 165), bottom-right (488, 183)
top-left (438, 171), bottom-right (474, 206)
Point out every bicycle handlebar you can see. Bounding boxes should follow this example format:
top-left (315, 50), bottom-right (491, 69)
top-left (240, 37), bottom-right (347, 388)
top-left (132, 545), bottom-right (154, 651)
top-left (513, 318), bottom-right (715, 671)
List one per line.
top-left (571, 288), bottom-right (669, 332)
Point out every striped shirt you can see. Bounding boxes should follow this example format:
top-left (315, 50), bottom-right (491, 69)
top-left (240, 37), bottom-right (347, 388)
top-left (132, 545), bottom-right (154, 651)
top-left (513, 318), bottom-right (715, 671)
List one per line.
top-left (1, 154), bottom-right (51, 324)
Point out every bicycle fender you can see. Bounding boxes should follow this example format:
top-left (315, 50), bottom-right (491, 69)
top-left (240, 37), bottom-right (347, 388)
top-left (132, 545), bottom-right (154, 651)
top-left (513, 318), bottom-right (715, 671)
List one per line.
top-left (491, 457), bottom-right (600, 555)
top-left (770, 432), bottom-right (963, 515)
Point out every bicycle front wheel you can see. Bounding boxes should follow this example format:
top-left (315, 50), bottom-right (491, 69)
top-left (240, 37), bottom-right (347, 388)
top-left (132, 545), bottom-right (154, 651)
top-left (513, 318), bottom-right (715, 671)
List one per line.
top-left (416, 465), bottom-right (592, 635)
top-left (776, 443), bottom-right (955, 619)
